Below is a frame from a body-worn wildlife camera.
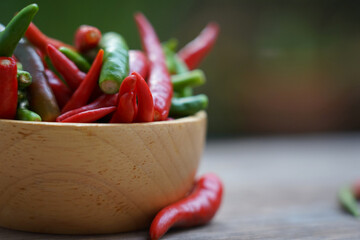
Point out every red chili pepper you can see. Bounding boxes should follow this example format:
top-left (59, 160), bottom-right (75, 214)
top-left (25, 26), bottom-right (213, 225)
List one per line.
top-left (61, 49), bottom-right (104, 113)
top-left (45, 69), bottom-right (72, 109)
top-left (25, 22), bottom-right (76, 55)
top-left (110, 75), bottom-right (137, 123)
top-left (133, 71), bottom-right (154, 122)
top-left (129, 50), bottom-right (149, 80)
top-left (134, 13), bottom-right (173, 121)
top-left (178, 23), bottom-right (219, 70)
top-left (56, 93), bottom-right (117, 122)
top-left (35, 48), bottom-right (47, 67)
top-left (47, 44), bottom-right (86, 91)
top-left (74, 25), bottom-right (102, 52)
top-left (149, 173), bottom-right (223, 240)
top-left (60, 106), bottom-right (116, 123)
top-left (0, 57), bottom-right (18, 119)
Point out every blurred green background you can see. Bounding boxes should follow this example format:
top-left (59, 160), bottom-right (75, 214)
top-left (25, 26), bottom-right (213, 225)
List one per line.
top-left (2, 0), bottom-right (360, 137)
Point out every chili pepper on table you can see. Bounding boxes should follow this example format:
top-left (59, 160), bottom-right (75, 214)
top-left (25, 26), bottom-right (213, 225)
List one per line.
top-left (17, 69), bottom-right (32, 90)
top-left (129, 50), bottom-right (149, 79)
top-left (170, 94), bottom-right (208, 118)
top-left (45, 69), bottom-right (72, 109)
top-left (61, 49), bottom-right (104, 113)
top-left (75, 25), bottom-right (102, 53)
top-left (25, 22), bottom-right (76, 55)
top-left (149, 173), bottom-right (223, 240)
top-left (110, 75), bottom-right (137, 123)
top-left (47, 44), bottom-right (86, 91)
top-left (0, 57), bottom-right (18, 119)
top-left (98, 32), bottom-right (129, 94)
top-left (56, 93), bottom-right (117, 122)
top-left (134, 13), bottom-right (173, 121)
top-left (60, 106), bottom-right (116, 123)
top-left (0, 4), bottom-right (38, 57)
top-left (133, 72), bottom-right (154, 122)
top-left (59, 46), bottom-right (91, 72)
top-left (178, 22), bottom-right (219, 70)
top-left (338, 186), bottom-right (360, 218)
top-left (14, 38), bottom-right (60, 122)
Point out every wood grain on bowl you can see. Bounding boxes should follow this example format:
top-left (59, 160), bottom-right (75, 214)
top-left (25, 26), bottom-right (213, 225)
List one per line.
top-left (0, 112), bottom-right (206, 234)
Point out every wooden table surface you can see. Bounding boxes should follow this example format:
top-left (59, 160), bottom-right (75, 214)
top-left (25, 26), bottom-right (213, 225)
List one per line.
top-left (2, 134), bottom-right (360, 239)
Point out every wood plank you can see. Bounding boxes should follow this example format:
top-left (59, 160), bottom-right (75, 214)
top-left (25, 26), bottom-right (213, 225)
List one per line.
top-left (2, 134), bottom-right (360, 239)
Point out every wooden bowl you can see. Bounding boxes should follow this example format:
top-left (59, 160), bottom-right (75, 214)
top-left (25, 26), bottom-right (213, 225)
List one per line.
top-left (0, 111), bottom-right (206, 234)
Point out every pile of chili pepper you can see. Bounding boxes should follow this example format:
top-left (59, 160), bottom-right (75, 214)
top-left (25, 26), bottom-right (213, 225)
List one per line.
top-left (0, 4), bottom-right (223, 239)
top-left (0, 3), bottom-right (219, 123)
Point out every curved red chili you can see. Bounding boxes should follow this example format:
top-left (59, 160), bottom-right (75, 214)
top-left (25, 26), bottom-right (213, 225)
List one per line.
top-left (0, 57), bottom-right (18, 119)
top-left (110, 75), bottom-right (137, 123)
top-left (134, 13), bottom-right (172, 121)
top-left (47, 44), bottom-right (86, 91)
top-left (56, 94), bottom-right (117, 122)
top-left (45, 69), bottom-right (72, 109)
top-left (25, 22), bottom-right (76, 55)
top-left (133, 71), bottom-right (154, 122)
top-left (178, 22), bottom-right (219, 70)
top-left (60, 106), bottom-right (116, 123)
top-left (149, 173), bottom-right (223, 240)
top-left (61, 49), bottom-right (104, 113)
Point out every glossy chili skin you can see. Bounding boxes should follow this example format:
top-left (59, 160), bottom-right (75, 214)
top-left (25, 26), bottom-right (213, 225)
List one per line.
top-left (149, 173), bottom-right (223, 240)
top-left (60, 106), bottom-right (116, 123)
top-left (75, 25), bottom-right (102, 53)
top-left (110, 75), bottom-right (137, 123)
top-left (133, 71), bottom-right (154, 122)
top-left (0, 4), bottom-right (38, 57)
top-left (14, 38), bottom-right (60, 122)
top-left (47, 44), bottom-right (86, 91)
top-left (45, 69), bottom-right (72, 109)
top-left (178, 23), bottom-right (219, 70)
top-left (61, 49), bottom-right (104, 113)
top-left (134, 13), bottom-right (172, 121)
top-left (0, 57), bottom-right (18, 119)
top-left (59, 46), bottom-right (91, 72)
top-left (56, 93), bottom-right (117, 122)
top-left (129, 50), bottom-right (149, 79)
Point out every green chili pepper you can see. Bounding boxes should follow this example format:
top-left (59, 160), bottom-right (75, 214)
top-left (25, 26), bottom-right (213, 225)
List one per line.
top-left (16, 107), bottom-right (42, 121)
top-left (170, 94), bottom-right (208, 118)
top-left (17, 70), bottom-right (32, 90)
top-left (0, 4), bottom-right (38, 57)
top-left (178, 87), bottom-right (193, 97)
top-left (99, 32), bottom-right (129, 94)
top-left (174, 56), bottom-right (189, 74)
top-left (338, 186), bottom-right (360, 218)
top-left (172, 69), bottom-right (206, 91)
top-left (59, 46), bottom-right (91, 72)
top-left (16, 91), bottom-right (41, 121)
top-left (163, 39), bottom-right (193, 97)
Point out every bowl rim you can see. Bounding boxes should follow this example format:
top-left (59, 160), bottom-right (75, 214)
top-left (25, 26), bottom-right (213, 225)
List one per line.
top-left (0, 111), bottom-right (206, 128)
